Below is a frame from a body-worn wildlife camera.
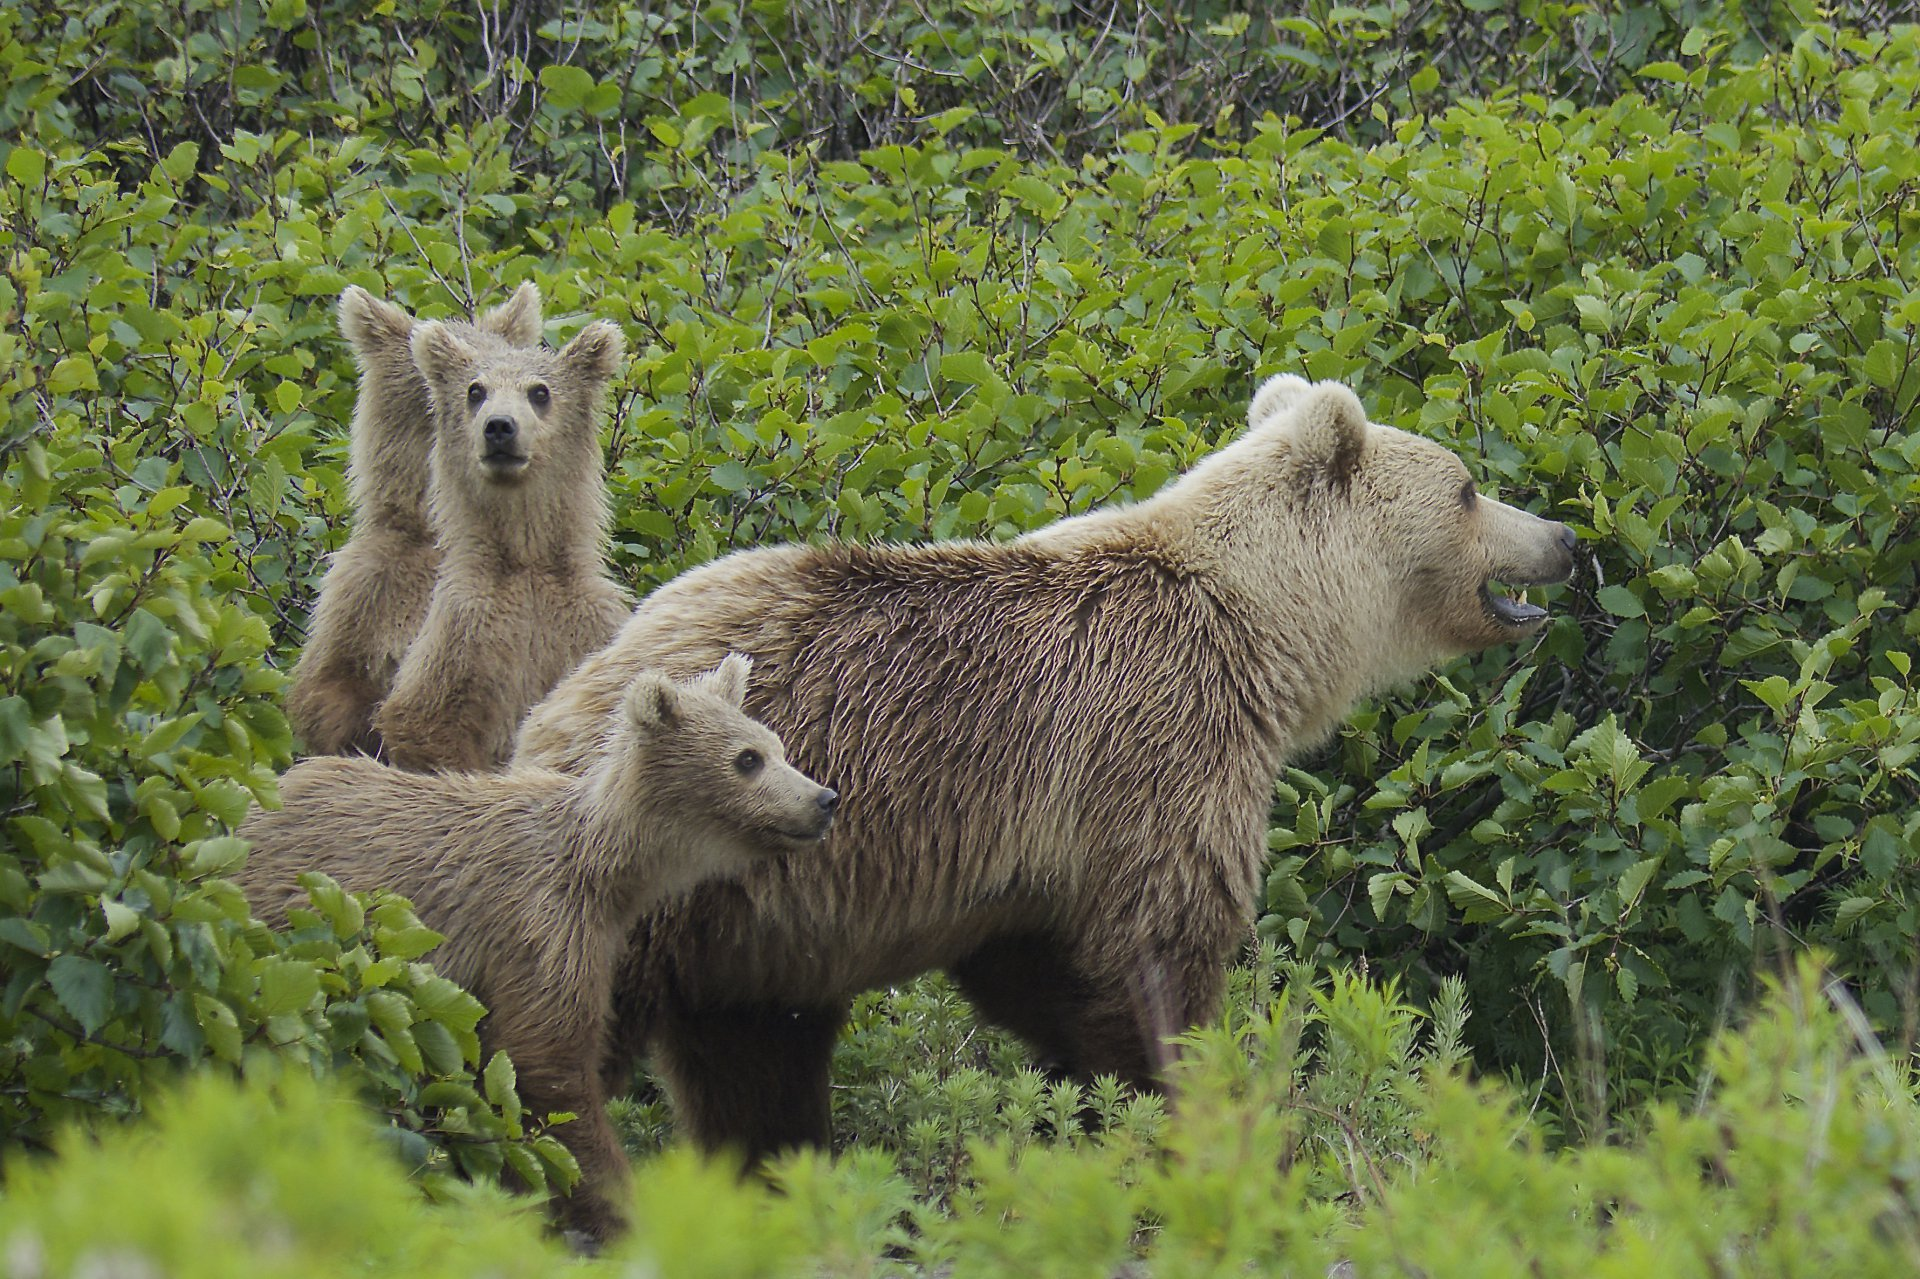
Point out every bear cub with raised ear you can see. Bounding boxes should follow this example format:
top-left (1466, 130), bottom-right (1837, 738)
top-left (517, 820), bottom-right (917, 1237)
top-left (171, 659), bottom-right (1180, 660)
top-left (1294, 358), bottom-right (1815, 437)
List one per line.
top-left (372, 314), bottom-right (633, 773)
top-left (241, 654), bottom-right (838, 1242)
top-left (286, 283), bottom-right (543, 757)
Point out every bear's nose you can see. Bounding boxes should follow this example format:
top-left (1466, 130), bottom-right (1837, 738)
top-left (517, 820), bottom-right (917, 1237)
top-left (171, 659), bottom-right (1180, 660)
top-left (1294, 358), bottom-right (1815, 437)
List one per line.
top-left (484, 416), bottom-right (517, 447)
top-left (1557, 523), bottom-right (1577, 551)
top-left (816, 789), bottom-right (839, 815)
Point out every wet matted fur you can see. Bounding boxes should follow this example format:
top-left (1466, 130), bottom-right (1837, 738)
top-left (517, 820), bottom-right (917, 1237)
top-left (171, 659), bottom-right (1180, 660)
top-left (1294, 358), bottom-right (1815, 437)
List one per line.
top-left (515, 376), bottom-right (1579, 1161)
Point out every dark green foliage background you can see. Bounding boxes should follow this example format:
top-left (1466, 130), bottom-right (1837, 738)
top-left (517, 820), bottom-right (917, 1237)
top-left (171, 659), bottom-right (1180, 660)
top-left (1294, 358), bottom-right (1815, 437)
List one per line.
top-left (7, 0), bottom-right (1920, 1193)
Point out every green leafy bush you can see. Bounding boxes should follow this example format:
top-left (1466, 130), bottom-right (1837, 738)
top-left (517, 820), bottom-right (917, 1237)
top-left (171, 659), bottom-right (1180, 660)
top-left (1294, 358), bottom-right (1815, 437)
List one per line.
top-left (0, 215), bottom-right (568, 1186)
top-left (10, 961), bottom-right (1920, 1276)
top-left (8, 0), bottom-right (1920, 1225)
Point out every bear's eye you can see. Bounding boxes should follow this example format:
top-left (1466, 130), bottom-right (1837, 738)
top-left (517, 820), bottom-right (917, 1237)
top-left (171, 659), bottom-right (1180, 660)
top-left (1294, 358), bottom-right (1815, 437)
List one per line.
top-left (1460, 480), bottom-right (1477, 508)
top-left (528, 383), bottom-right (551, 409)
top-left (467, 382), bottom-right (486, 406)
top-left (733, 749), bottom-right (763, 776)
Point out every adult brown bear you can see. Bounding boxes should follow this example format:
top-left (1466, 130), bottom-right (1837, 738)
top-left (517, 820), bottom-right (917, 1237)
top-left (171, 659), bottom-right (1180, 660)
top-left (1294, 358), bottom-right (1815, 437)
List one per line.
top-left (516, 376), bottom-right (1577, 1160)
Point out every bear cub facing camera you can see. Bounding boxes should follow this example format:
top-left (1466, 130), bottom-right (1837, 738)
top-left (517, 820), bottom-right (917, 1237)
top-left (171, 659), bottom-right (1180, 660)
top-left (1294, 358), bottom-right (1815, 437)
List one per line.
top-left (515, 375), bottom-right (1578, 1163)
top-left (285, 283), bottom-right (543, 758)
top-left (372, 315), bottom-right (634, 773)
top-left (239, 654), bottom-right (837, 1242)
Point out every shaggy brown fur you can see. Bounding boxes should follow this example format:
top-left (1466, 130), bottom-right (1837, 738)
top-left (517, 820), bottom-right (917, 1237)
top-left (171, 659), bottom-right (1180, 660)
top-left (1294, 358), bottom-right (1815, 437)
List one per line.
top-left (240, 655), bottom-right (838, 1241)
top-left (514, 377), bottom-right (1579, 1161)
top-left (285, 283), bottom-right (543, 756)
top-left (371, 317), bottom-right (632, 773)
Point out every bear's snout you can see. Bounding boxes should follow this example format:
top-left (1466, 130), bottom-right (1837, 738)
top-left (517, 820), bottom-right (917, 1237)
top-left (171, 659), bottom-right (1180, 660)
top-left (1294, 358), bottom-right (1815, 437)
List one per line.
top-left (480, 415), bottom-right (529, 474)
top-left (782, 786), bottom-right (839, 843)
top-left (1538, 520), bottom-right (1577, 582)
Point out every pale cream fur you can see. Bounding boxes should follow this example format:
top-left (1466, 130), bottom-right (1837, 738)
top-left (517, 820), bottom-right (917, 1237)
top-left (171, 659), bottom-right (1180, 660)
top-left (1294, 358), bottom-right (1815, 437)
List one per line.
top-left (285, 283), bottom-right (542, 756)
top-left (371, 318), bottom-right (632, 772)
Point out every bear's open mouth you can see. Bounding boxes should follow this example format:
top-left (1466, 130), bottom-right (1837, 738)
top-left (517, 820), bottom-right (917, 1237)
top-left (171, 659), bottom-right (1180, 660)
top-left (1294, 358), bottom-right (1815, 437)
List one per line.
top-left (1481, 579), bottom-right (1550, 628)
top-left (774, 817), bottom-right (835, 845)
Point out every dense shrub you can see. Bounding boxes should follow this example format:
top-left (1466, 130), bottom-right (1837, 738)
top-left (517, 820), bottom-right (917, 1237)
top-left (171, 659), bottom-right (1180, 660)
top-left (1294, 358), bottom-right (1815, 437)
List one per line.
top-left (7, 0), bottom-right (1920, 1243)
top-left (8, 961), bottom-right (1920, 1276)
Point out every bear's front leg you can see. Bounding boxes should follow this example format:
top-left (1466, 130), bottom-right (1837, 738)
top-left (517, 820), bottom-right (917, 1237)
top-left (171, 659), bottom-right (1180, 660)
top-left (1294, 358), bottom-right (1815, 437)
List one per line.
top-left (375, 598), bottom-right (518, 772)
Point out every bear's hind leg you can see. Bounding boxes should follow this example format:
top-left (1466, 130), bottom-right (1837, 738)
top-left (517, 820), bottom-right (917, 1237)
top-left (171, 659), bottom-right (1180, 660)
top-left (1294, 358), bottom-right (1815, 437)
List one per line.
top-left (652, 997), bottom-right (847, 1164)
top-left (949, 932), bottom-right (1093, 1073)
top-left (959, 933), bottom-right (1228, 1094)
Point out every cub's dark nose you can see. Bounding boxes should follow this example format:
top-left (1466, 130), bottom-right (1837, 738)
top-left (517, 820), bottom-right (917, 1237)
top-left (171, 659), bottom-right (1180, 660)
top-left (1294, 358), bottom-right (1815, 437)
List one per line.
top-left (816, 789), bottom-right (839, 815)
top-left (483, 416), bottom-right (517, 448)
top-left (1558, 523), bottom-right (1578, 551)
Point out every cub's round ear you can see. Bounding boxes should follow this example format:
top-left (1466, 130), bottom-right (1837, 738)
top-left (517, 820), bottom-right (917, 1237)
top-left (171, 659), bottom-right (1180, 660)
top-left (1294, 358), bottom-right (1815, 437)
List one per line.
top-left (559, 320), bottom-right (627, 384)
top-left (624, 671), bottom-right (682, 733)
top-left (337, 286), bottom-right (415, 360)
top-left (695, 653), bottom-right (752, 707)
top-left (410, 321), bottom-right (478, 393)
top-left (1247, 373), bottom-right (1312, 432)
top-left (478, 281), bottom-right (543, 346)
top-left (1286, 383), bottom-right (1368, 485)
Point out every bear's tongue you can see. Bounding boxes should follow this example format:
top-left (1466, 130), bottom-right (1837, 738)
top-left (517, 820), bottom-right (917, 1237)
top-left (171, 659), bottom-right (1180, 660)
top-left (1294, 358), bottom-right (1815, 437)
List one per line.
top-left (1488, 588), bottom-right (1547, 625)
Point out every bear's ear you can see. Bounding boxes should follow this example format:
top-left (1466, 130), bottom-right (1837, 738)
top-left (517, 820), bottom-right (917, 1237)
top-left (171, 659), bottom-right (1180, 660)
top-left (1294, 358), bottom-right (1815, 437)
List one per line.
top-left (696, 653), bottom-right (752, 707)
top-left (478, 281), bottom-right (542, 346)
top-left (1285, 383), bottom-right (1368, 486)
top-left (410, 322), bottom-right (478, 394)
top-left (559, 320), bottom-right (626, 385)
top-left (338, 286), bottom-right (414, 360)
top-left (624, 671), bottom-right (682, 733)
top-left (1247, 373), bottom-right (1312, 433)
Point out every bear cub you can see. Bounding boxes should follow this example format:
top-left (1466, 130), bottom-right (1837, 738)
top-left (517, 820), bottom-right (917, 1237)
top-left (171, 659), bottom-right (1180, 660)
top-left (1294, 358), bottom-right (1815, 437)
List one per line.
top-left (240, 654), bottom-right (838, 1242)
top-left (286, 283), bottom-right (543, 757)
top-left (372, 315), bottom-right (633, 772)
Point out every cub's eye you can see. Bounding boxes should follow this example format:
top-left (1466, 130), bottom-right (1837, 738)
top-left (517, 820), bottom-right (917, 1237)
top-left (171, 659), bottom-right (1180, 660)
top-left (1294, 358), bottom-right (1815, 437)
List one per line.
top-left (466, 382), bottom-right (486, 406)
top-left (733, 749), bottom-right (763, 776)
top-left (528, 384), bottom-right (551, 409)
top-left (1460, 480), bottom-right (1477, 508)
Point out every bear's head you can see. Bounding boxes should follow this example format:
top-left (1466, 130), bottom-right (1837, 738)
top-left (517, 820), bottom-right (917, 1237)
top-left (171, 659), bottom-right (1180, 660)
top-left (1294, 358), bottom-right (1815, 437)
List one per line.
top-left (409, 316), bottom-right (625, 495)
top-left (1211, 375), bottom-right (1576, 681)
top-left (337, 281), bottom-right (544, 388)
top-left (615, 654), bottom-right (839, 868)
top-left (333, 283), bottom-right (546, 516)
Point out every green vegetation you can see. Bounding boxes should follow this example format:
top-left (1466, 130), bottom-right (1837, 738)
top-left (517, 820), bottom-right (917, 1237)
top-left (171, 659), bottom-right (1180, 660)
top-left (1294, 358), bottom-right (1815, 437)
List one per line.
top-left (7, 0), bottom-right (1920, 1270)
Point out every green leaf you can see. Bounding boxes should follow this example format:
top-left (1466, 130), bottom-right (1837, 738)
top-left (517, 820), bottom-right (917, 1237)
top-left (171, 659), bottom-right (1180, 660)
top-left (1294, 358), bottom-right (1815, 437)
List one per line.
top-left (1617, 858), bottom-right (1661, 911)
top-left (0, 917), bottom-right (51, 956)
top-left (1835, 896), bottom-right (1877, 927)
top-left (124, 608), bottom-right (174, 672)
top-left (7, 147), bottom-right (46, 187)
top-left (484, 1049), bottom-right (520, 1116)
top-left (195, 994), bottom-right (243, 1063)
top-left (47, 954), bottom-right (113, 1035)
top-left (539, 65), bottom-right (595, 110)
top-left (257, 959), bottom-right (320, 1015)
top-left (1595, 585), bottom-right (1646, 618)
top-left (160, 141), bottom-right (200, 182)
